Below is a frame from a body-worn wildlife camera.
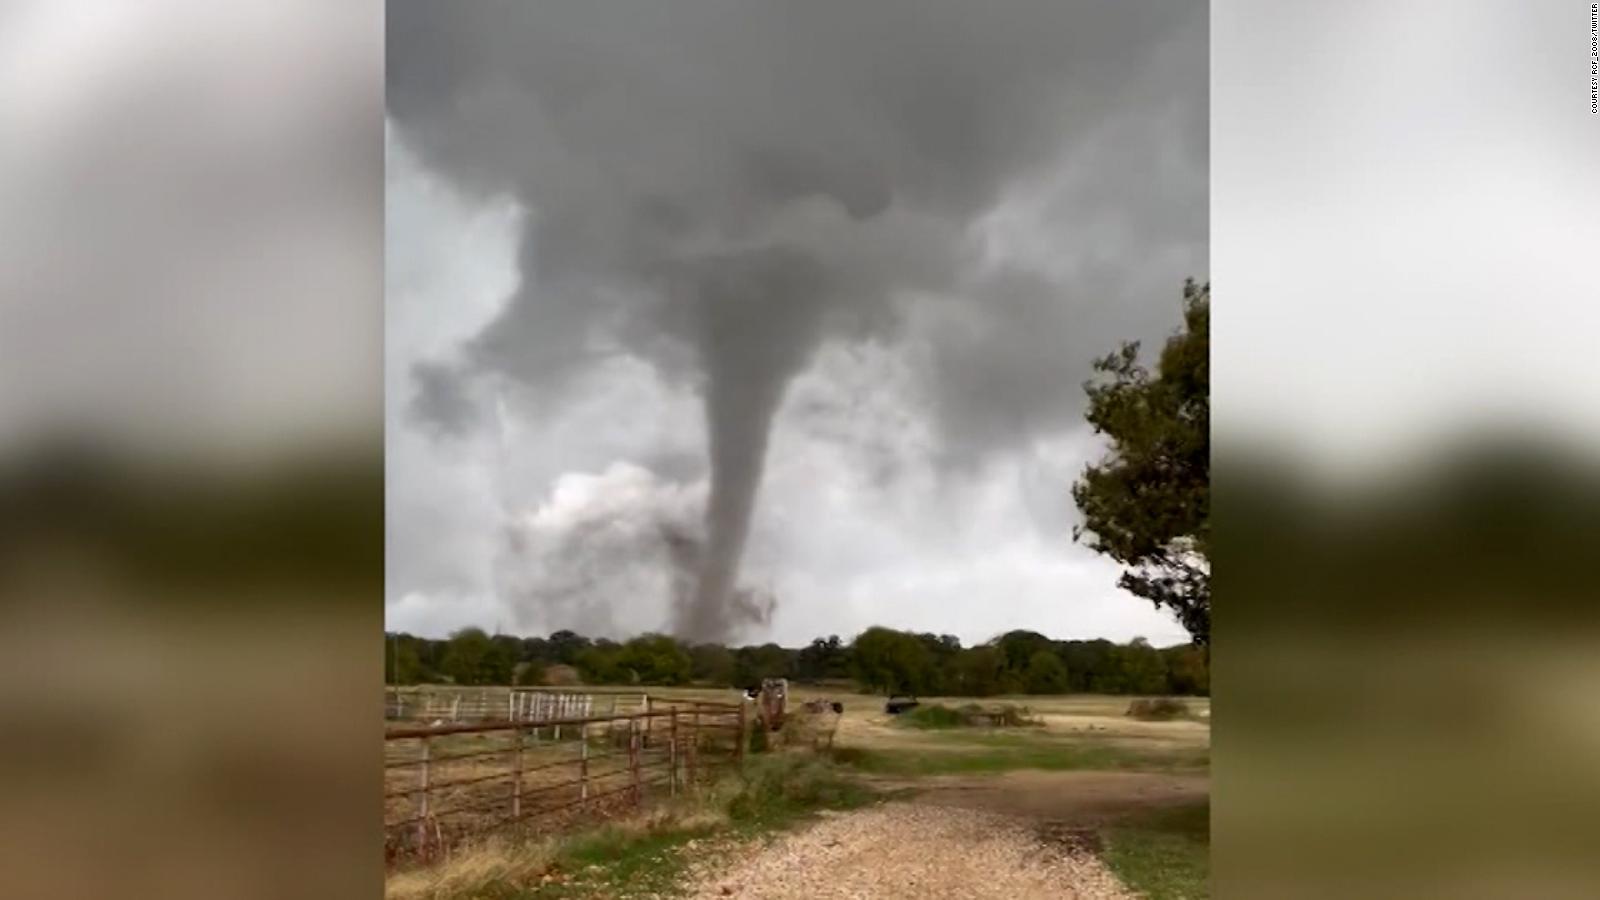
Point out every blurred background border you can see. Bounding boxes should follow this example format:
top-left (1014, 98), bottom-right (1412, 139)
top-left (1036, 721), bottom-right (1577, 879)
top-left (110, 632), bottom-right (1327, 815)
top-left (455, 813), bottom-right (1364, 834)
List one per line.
top-left (1, 2), bottom-right (1597, 898)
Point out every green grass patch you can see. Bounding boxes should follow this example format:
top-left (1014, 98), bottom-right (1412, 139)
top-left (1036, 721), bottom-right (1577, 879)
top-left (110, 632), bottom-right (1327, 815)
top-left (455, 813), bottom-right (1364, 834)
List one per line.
top-left (1101, 800), bottom-right (1210, 900)
top-left (532, 824), bottom-right (715, 898)
top-left (831, 736), bottom-right (1208, 777)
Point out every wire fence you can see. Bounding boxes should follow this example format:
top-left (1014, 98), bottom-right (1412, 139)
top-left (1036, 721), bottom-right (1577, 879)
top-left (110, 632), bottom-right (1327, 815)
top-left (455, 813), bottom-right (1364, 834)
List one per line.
top-left (384, 686), bottom-right (652, 725)
top-left (383, 697), bottom-right (747, 864)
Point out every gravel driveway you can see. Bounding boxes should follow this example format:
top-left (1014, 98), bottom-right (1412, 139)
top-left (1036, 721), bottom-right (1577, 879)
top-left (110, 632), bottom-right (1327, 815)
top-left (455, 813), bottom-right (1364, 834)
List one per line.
top-left (680, 803), bottom-right (1135, 900)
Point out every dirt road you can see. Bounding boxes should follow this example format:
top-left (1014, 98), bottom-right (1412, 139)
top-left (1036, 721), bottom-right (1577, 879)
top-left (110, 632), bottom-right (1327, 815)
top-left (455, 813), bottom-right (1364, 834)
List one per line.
top-left (681, 803), bottom-right (1135, 900)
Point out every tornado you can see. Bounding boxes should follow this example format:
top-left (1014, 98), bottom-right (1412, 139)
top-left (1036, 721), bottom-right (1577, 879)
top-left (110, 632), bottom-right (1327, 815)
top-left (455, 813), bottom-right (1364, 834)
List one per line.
top-left (385, 1), bottom-right (1205, 643)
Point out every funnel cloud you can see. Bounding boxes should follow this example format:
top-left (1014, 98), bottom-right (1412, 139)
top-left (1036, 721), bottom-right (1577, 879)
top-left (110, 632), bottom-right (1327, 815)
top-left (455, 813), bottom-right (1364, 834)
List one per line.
top-left (386, 2), bottom-right (1208, 645)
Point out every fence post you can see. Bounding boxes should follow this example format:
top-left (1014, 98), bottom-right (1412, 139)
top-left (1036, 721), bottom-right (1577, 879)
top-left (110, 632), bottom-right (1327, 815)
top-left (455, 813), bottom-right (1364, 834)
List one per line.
top-left (630, 717), bottom-right (643, 800)
top-left (629, 718), bottom-right (642, 806)
top-left (689, 706), bottom-right (700, 788)
top-left (736, 700), bottom-right (747, 767)
top-left (580, 723), bottom-right (590, 807)
top-left (450, 695), bottom-right (460, 722)
top-left (511, 726), bottom-right (523, 820)
top-left (415, 735), bottom-right (432, 857)
top-left (644, 695), bottom-right (653, 748)
top-left (668, 710), bottom-right (679, 796)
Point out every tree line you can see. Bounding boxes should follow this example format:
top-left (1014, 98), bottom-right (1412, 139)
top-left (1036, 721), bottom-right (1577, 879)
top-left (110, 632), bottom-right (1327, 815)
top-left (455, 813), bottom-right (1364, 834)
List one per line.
top-left (384, 626), bottom-right (1208, 697)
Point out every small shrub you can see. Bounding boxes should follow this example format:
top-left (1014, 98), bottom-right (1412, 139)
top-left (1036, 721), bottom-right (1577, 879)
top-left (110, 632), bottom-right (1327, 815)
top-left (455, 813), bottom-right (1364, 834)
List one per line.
top-left (899, 702), bottom-right (1042, 729)
top-left (1126, 697), bottom-right (1190, 721)
top-left (726, 755), bottom-right (872, 825)
top-left (900, 704), bottom-right (967, 729)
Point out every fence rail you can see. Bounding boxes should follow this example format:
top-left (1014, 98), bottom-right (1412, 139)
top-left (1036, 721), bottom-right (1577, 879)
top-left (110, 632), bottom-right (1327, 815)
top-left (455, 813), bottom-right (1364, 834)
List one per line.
top-left (385, 686), bottom-right (653, 725)
top-left (384, 697), bottom-right (747, 864)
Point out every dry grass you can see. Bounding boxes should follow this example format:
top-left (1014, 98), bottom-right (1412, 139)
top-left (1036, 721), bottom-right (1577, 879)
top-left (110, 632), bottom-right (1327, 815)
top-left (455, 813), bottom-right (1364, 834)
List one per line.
top-left (383, 752), bottom-right (871, 900)
top-left (386, 833), bottom-right (560, 900)
top-left (384, 733), bottom-right (650, 855)
top-left (385, 797), bottom-right (734, 900)
top-left (384, 703), bottom-right (744, 859)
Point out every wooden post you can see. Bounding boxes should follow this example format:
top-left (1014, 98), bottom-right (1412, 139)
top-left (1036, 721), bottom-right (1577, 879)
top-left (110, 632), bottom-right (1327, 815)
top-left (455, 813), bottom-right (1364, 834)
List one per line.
top-left (629, 719), bottom-right (642, 806)
top-left (579, 724), bottom-right (590, 806)
top-left (644, 695), bottom-right (653, 748)
top-left (668, 710), bottom-right (679, 796)
top-left (415, 735), bottom-right (432, 856)
top-left (736, 699), bottom-right (747, 766)
top-left (689, 706), bottom-right (699, 787)
top-left (511, 726), bottom-right (523, 820)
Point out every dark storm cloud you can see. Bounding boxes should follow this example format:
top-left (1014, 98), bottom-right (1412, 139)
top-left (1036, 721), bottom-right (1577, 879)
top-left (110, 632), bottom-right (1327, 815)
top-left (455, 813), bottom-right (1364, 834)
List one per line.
top-left (407, 359), bottom-right (479, 438)
top-left (386, 1), bottom-right (1207, 641)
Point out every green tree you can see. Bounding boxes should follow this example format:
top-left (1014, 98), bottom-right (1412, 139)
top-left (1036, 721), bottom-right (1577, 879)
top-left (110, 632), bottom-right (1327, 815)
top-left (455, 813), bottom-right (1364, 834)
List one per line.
top-left (952, 645), bottom-right (1008, 697)
top-left (995, 630), bottom-right (1055, 676)
top-left (1162, 644), bottom-right (1209, 695)
top-left (851, 627), bottom-right (931, 695)
top-left (796, 635), bottom-right (851, 682)
top-left (440, 627), bottom-right (513, 685)
top-left (575, 641), bottom-right (624, 684)
top-left (733, 643), bottom-right (795, 686)
top-left (616, 634), bottom-right (692, 685)
top-left (384, 634), bottom-right (423, 685)
top-left (1025, 650), bottom-right (1069, 694)
top-left (914, 633), bottom-right (962, 694)
top-left (547, 629), bottom-right (592, 665)
top-left (1112, 640), bottom-right (1169, 695)
top-left (688, 643), bottom-right (737, 685)
top-left (519, 636), bottom-right (551, 663)
top-left (513, 658), bottom-right (547, 686)
top-left (1073, 279), bottom-right (1210, 644)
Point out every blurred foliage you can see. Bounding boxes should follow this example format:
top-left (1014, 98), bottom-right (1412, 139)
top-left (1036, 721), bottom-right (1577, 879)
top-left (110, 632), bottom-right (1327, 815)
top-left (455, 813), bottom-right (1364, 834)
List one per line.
top-left (0, 435), bottom-right (381, 601)
top-left (1220, 436), bottom-right (1600, 632)
top-left (1216, 433), bottom-right (1600, 897)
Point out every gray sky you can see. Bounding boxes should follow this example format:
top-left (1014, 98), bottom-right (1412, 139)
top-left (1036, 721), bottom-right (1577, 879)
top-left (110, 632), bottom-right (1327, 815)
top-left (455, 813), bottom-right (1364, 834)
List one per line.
top-left (1213, 1), bottom-right (1600, 477)
top-left (385, 2), bottom-right (1206, 647)
top-left (0, 0), bottom-right (379, 464)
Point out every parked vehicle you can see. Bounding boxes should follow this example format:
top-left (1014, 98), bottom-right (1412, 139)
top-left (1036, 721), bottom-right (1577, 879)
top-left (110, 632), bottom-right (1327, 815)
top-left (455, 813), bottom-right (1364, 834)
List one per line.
top-left (884, 696), bottom-right (920, 714)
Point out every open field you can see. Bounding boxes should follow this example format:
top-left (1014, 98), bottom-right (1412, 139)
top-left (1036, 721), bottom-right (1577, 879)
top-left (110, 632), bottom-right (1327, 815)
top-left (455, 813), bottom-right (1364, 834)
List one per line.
top-left (389, 686), bottom-right (1209, 898)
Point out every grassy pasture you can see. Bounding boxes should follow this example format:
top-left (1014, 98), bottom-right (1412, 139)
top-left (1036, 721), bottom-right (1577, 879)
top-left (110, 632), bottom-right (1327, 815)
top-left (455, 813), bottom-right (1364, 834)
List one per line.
top-left (1102, 799), bottom-right (1211, 900)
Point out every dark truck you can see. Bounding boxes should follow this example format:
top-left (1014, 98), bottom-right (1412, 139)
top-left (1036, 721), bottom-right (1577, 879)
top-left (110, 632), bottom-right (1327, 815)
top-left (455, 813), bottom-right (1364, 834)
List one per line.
top-left (884, 695), bottom-right (920, 715)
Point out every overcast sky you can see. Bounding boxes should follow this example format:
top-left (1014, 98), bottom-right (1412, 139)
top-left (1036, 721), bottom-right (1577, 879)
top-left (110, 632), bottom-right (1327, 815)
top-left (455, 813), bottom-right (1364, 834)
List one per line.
top-left (384, 2), bottom-right (1206, 648)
